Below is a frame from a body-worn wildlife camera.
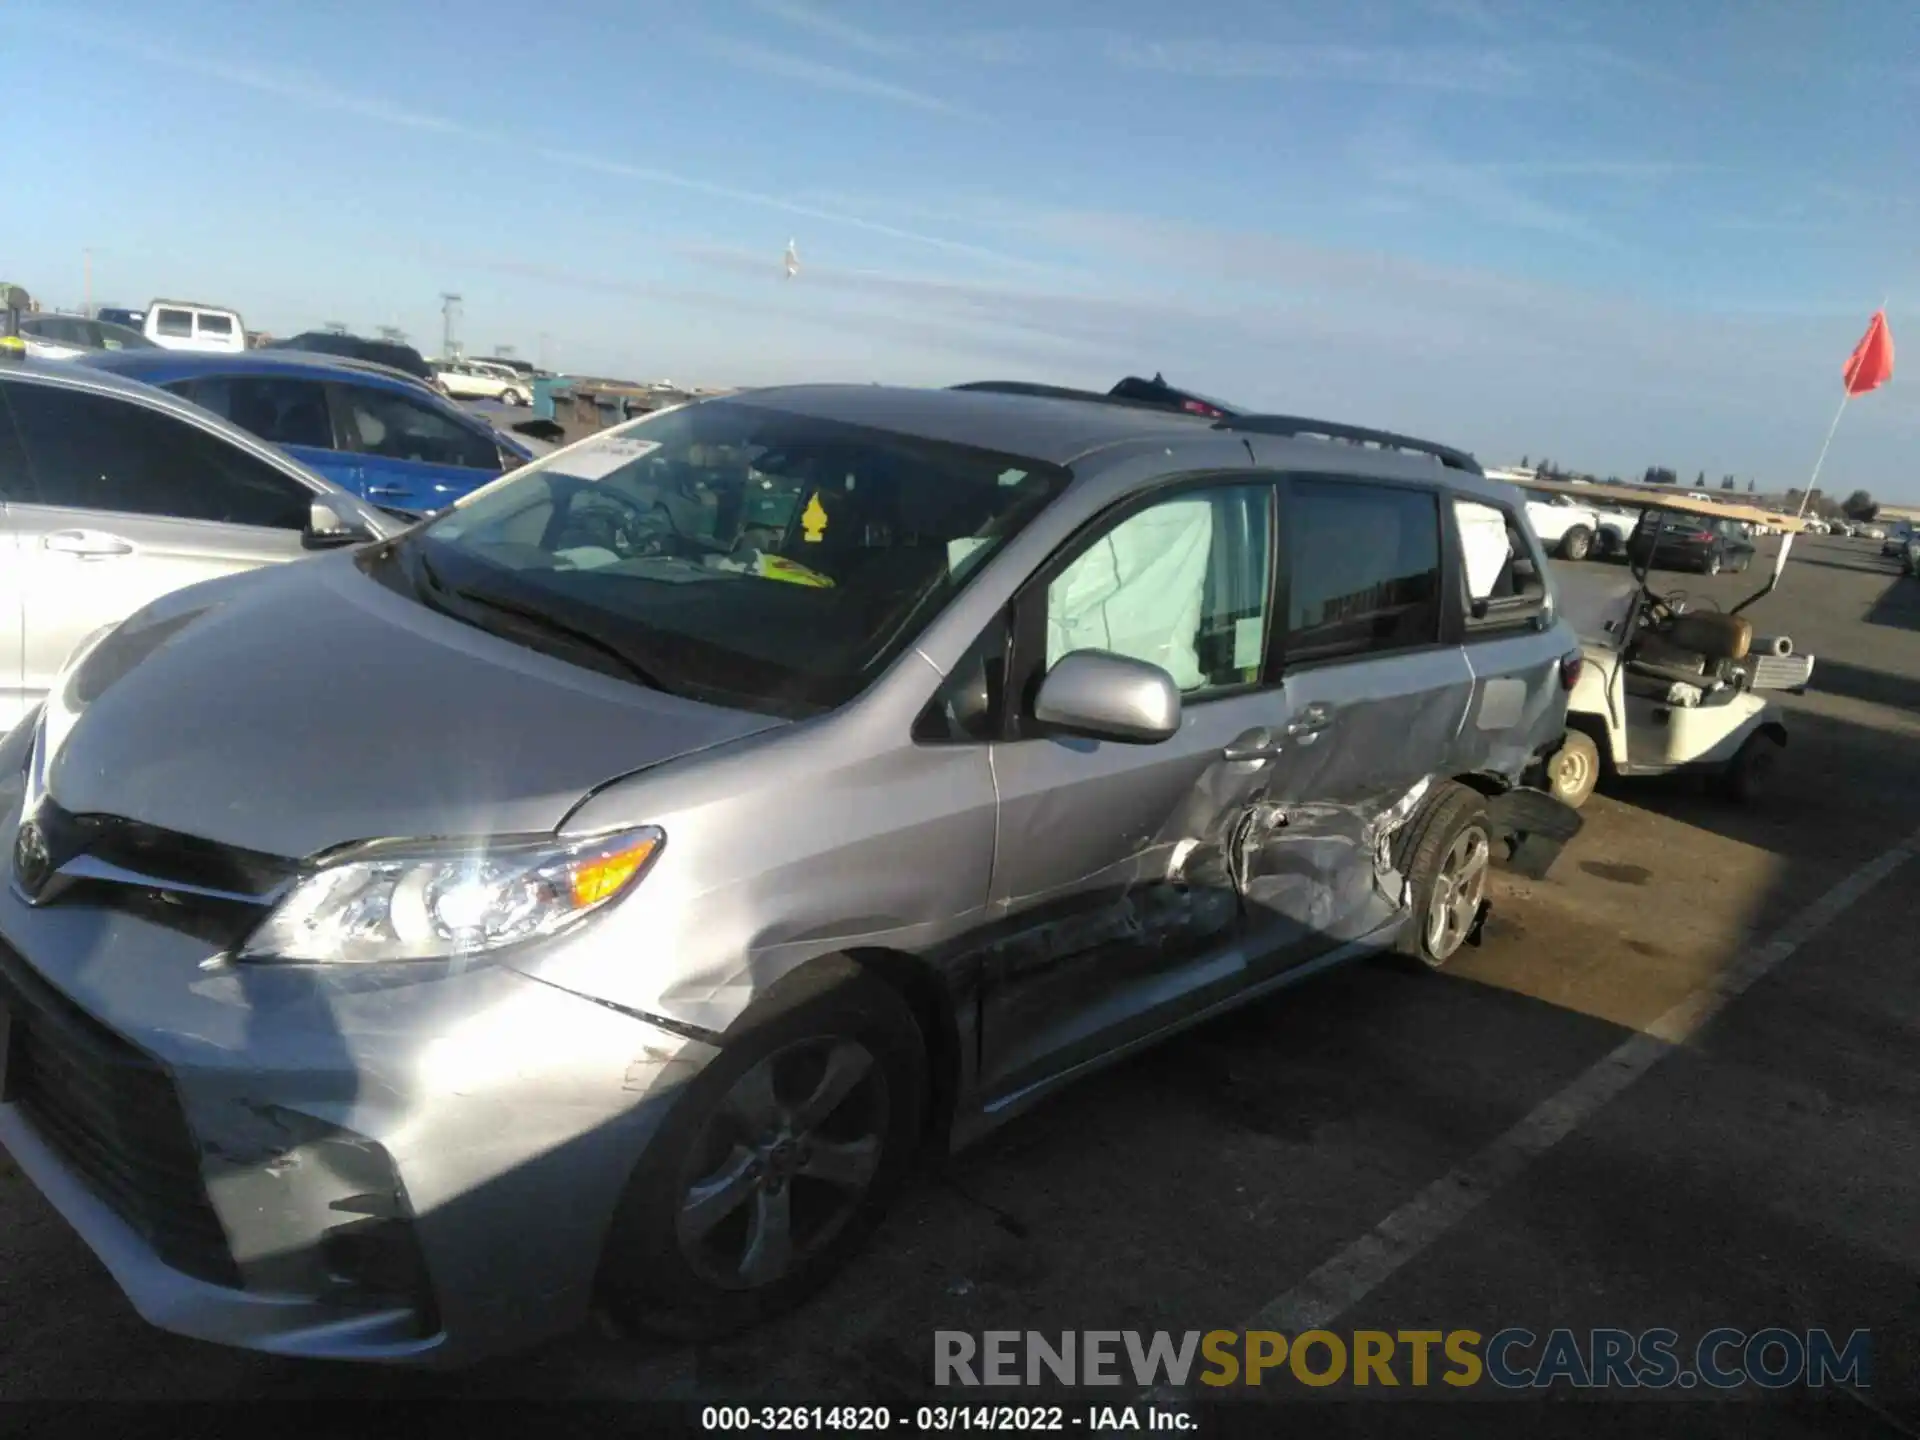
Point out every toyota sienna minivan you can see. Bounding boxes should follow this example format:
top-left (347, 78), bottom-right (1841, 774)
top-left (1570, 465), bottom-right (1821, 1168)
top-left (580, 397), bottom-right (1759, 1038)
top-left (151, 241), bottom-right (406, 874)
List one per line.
top-left (0, 382), bottom-right (1580, 1364)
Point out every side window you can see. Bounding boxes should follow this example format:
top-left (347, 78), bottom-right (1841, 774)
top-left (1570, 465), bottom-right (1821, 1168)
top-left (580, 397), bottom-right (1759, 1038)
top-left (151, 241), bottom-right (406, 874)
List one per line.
top-left (5, 383), bottom-right (313, 530)
top-left (339, 387), bottom-right (499, 470)
top-left (1045, 484), bottom-right (1273, 696)
top-left (1455, 497), bottom-right (1547, 633)
top-left (196, 313), bottom-right (234, 339)
top-left (1284, 480), bottom-right (1441, 663)
top-left (187, 376), bottom-right (333, 449)
top-left (152, 307), bottom-right (193, 339)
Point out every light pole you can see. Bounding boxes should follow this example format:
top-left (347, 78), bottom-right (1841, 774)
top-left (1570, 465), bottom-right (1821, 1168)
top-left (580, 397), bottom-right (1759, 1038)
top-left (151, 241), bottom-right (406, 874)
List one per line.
top-left (440, 292), bottom-right (462, 359)
top-left (83, 248), bottom-right (92, 317)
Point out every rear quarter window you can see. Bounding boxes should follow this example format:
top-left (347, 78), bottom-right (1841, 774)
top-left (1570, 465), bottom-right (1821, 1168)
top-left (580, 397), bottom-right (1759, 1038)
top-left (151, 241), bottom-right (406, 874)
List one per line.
top-left (153, 308), bottom-right (193, 337)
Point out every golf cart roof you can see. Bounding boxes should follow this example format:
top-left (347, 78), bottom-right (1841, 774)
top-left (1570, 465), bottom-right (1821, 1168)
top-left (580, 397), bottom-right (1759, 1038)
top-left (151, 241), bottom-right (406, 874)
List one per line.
top-left (1524, 480), bottom-right (1809, 533)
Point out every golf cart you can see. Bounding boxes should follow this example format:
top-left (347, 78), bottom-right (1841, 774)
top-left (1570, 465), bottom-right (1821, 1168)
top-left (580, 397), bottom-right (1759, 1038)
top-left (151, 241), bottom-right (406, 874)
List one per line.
top-left (1526, 484), bottom-right (1814, 807)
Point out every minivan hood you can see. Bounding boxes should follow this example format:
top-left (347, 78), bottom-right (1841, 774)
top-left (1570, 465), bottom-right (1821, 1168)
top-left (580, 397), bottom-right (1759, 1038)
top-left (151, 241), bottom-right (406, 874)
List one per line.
top-left (40, 556), bottom-right (785, 859)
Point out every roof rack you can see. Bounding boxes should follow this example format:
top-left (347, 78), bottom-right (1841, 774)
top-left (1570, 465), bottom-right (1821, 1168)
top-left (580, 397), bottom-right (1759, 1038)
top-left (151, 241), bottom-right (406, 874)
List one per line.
top-left (949, 380), bottom-right (1206, 416)
top-left (1215, 415), bottom-right (1483, 475)
top-left (950, 380), bottom-right (1482, 474)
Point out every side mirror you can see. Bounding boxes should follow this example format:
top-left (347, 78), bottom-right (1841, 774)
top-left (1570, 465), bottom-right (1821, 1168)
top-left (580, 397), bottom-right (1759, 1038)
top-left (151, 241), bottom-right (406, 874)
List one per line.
top-left (302, 498), bottom-right (373, 551)
top-left (1032, 650), bottom-right (1181, 744)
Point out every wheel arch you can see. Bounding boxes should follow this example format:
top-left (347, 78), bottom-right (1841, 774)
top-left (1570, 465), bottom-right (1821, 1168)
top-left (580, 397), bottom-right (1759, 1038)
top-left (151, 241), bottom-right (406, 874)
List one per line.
top-left (722, 945), bottom-right (964, 1153)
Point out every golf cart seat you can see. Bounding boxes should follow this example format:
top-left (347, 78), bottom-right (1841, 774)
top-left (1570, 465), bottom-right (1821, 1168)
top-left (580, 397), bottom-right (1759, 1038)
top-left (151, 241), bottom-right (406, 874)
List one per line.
top-left (1623, 611), bottom-right (1754, 695)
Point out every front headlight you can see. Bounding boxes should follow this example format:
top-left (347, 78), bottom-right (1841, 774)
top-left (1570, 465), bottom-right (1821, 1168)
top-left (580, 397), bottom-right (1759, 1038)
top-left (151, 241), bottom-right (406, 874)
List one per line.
top-left (238, 826), bottom-right (664, 964)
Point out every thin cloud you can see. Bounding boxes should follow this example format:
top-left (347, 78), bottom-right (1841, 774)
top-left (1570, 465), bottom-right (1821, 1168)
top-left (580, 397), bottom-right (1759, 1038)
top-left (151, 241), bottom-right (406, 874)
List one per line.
top-left (751, 0), bottom-right (908, 58)
top-left (5, 12), bottom-right (1021, 264)
top-left (692, 34), bottom-right (971, 117)
top-left (1100, 36), bottom-right (1532, 94)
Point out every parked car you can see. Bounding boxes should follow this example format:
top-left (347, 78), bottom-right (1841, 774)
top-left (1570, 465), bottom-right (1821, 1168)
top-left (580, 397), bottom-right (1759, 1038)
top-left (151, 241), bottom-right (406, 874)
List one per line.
top-left (1518, 485), bottom-right (1603, 561)
top-left (0, 355), bottom-right (396, 733)
top-left (436, 359), bottom-right (532, 405)
top-left (1879, 522), bottom-right (1913, 558)
top-left (14, 313), bottom-right (158, 360)
top-left (94, 306), bottom-right (146, 331)
top-left (0, 384), bottom-right (1581, 1365)
top-left (1624, 510), bottom-right (1757, 575)
top-left (142, 299), bottom-right (248, 354)
top-left (268, 331), bottom-right (439, 389)
top-left (81, 349), bottom-right (537, 515)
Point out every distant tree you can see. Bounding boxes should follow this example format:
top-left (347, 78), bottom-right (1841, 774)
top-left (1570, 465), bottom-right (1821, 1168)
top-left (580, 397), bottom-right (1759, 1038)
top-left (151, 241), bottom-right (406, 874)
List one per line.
top-left (1520, 455), bottom-right (1531, 469)
top-left (1747, 478), bottom-right (1756, 493)
top-left (1720, 475), bottom-right (1735, 490)
top-left (1694, 470), bottom-right (1707, 488)
top-left (1644, 466), bottom-right (1677, 485)
top-left (1842, 489), bottom-right (1879, 521)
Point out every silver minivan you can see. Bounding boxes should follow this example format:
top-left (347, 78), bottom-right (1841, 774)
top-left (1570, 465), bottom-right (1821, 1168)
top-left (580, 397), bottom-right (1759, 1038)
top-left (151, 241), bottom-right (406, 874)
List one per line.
top-left (0, 384), bottom-right (1580, 1365)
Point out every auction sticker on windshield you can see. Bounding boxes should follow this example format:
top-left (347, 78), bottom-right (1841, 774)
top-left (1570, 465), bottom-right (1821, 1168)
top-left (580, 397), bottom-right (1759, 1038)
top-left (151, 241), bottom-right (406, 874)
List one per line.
top-left (554, 435), bottom-right (662, 480)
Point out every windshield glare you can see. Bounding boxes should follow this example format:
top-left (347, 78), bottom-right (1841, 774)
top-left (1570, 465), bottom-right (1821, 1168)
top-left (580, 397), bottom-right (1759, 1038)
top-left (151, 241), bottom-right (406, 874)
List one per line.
top-left (414, 400), bottom-right (1069, 715)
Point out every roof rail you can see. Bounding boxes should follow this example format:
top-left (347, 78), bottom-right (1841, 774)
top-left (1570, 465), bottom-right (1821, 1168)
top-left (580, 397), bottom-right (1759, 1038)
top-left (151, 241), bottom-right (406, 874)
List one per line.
top-left (949, 380), bottom-right (1207, 416)
top-left (1215, 414), bottom-right (1483, 475)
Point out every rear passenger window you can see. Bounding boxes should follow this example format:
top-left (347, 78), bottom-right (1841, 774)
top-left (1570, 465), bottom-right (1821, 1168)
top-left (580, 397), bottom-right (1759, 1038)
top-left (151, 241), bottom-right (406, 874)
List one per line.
top-left (1455, 498), bottom-right (1548, 632)
top-left (197, 313), bottom-right (234, 336)
top-left (1046, 484), bottom-right (1274, 696)
top-left (153, 308), bottom-right (193, 338)
top-left (185, 376), bottom-right (333, 449)
top-left (1283, 480), bottom-right (1441, 663)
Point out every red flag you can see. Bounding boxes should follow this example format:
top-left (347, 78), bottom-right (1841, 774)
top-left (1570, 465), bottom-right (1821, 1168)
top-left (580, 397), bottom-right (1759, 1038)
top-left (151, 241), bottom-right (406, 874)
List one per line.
top-left (1842, 309), bottom-right (1894, 396)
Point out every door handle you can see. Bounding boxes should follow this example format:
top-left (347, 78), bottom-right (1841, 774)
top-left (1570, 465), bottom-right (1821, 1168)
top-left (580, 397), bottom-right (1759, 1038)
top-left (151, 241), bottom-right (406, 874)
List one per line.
top-left (1223, 727), bottom-right (1283, 763)
top-left (42, 530), bottom-right (133, 558)
top-left (365, 484), bottom-right (407, 497)
top-left (1287, 702), bottom-right (1333, 738)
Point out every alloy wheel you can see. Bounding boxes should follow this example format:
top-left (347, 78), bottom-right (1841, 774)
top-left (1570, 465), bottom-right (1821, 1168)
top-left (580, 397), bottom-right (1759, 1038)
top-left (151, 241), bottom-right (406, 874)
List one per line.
top-left (676, 1037), bottom-right (889, 1291)
top-left (1424, 825), bottom-right (1490, 961)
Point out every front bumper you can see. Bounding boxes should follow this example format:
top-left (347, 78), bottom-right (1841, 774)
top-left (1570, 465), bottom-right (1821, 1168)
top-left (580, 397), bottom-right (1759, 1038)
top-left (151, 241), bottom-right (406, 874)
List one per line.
top-left (0, 788), bottom-right (719, 1365)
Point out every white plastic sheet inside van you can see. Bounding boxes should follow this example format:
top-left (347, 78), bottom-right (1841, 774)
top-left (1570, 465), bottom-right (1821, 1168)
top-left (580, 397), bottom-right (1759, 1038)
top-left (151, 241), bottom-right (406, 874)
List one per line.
top-left (1454, 499), bottom-right (1514, 600)
top-left (1046, 499), bottom-right (1213, 691)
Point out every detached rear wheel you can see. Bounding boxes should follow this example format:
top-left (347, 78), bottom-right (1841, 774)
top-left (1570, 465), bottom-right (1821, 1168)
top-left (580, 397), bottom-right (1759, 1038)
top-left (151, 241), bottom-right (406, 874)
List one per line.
top-left (599, 968), bottom-right (926, 1339)
top-left (1546, 730), bottom-right (1600, 809)
top-left (1394, 782), bottom-right (1492, 969)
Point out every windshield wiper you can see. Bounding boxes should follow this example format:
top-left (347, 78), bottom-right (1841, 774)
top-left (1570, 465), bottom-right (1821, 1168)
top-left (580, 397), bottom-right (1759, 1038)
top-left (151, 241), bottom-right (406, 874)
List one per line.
top-left (413, 551), bottom-right (676, 693)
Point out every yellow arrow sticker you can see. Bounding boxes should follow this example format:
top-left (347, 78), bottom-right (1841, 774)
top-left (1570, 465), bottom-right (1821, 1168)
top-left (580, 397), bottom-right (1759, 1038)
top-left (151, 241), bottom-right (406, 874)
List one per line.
top-left (801, 491), bottom-right (828, 543)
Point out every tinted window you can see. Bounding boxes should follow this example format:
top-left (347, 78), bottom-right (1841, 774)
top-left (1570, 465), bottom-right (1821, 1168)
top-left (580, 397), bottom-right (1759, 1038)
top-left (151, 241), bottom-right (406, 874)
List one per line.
top-left (3, 383), bottom-right (313, 529)
top-left (1284, 480), bottom-right (1442, 662)
top-left (411, 402), bottom-right (1073, 715)
top-left (341, 387), bottom-right (498, 470)
top-left (184, 376), bottom-right (334, 449)
top-left (153, 308), bottom-right (193, 337)
top-left (196, 313), bottom-right (234, 336)
top-left (1047, 485), bottom-right (1273, 695)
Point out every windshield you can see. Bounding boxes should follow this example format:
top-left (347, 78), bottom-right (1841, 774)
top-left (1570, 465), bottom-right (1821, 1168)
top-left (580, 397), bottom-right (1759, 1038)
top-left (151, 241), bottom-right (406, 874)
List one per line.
top-left (400, 399), bottom-right (1071, 716)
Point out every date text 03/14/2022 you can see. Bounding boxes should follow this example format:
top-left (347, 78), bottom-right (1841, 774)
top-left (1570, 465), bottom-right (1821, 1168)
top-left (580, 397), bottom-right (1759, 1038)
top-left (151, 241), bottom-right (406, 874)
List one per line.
top-left (700, 1405), bottom-right (1194, 1432)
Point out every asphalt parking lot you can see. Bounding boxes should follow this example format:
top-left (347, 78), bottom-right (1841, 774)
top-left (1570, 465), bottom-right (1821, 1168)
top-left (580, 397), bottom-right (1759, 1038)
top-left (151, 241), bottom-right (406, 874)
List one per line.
top-left (3, 533), bottom-right (1918, 1426)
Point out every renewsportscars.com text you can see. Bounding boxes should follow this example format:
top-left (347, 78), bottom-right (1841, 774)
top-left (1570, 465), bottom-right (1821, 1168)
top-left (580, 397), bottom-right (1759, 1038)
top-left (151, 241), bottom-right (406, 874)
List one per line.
top-left (934, 1328), bottom-right (1872, 1391)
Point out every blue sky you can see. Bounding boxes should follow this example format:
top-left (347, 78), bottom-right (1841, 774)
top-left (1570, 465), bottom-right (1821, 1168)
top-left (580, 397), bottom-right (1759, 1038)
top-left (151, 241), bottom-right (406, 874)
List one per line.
top-left (7, 0), bottom-right (1919, 497)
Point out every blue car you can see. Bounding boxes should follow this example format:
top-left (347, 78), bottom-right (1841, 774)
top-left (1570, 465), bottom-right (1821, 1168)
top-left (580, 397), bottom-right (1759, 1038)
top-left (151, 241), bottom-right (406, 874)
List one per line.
top-left (81, 349), bottom-right (534, 515)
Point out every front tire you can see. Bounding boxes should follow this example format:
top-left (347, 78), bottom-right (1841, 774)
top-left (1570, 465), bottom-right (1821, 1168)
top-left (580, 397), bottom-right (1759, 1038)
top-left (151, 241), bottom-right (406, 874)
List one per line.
top-left (1394, 782), bottom-right (1493, 969)
top-left (1705, 552), bottom-right (1722, 576)
top-left (501, 388), bottom-right (525, 406)
top-left (598, 967), bottom-right (927, 1340)
top-left (1559, 526), bottom-right (1594, 562)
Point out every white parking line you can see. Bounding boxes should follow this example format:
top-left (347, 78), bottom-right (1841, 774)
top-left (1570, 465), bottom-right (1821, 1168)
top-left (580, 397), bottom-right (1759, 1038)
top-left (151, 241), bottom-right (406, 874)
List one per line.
top-left (1240, 822), bottom-right (1920, 1335)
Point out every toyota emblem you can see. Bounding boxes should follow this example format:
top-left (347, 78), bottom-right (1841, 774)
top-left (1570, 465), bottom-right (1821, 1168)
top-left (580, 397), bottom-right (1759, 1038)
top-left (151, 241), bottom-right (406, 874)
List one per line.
top-left (12, 820), bottom-right (52, 899)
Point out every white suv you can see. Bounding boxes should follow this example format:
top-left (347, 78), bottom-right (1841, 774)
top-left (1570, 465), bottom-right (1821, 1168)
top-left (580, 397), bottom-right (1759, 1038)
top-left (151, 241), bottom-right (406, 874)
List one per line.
top-left (1518, 486), bottom-right (1603, 562)
top-left (434, 360), bottom-right (531, 405)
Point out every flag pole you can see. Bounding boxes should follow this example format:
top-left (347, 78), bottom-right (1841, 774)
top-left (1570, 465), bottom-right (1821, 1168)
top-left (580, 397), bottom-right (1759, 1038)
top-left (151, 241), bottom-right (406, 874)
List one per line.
top-left (1794, 392), bottom-right (1849, 519)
